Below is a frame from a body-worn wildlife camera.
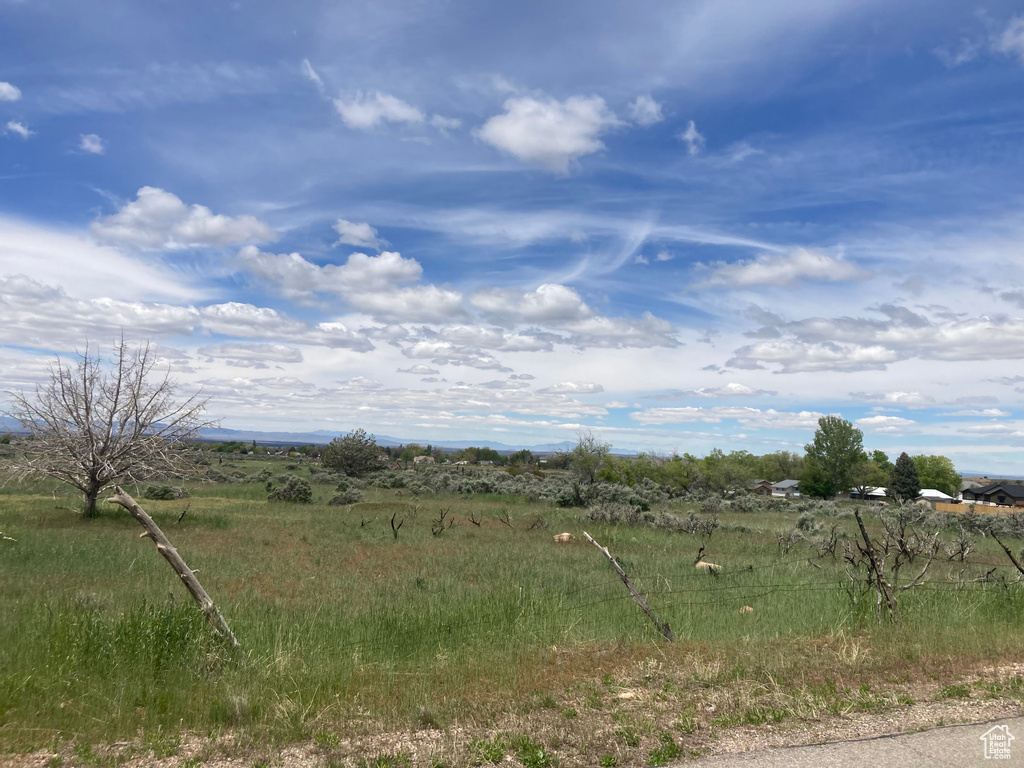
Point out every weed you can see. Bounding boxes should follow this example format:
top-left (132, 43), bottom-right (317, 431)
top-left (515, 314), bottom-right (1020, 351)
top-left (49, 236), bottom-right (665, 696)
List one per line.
top-left (143, 727), bottom-right (181, 758)
top-left (939, 684), bottom-right (971, 700)
top-left (470, 736), bottom-right (507, 765)
top-left (598, 756), bottom-right (617, 768)
top-left (561, 707), bottom-right (578, 719)
top-left (510, 735), bottom-right (556, 768)
top-left (673, 713), bottom-right (697, 734)
top-left (616, 728), bottom-right (640, 748)
top-left (314, 730), bottom-right (341, 749)
top-left (647, 732), bottom-right (681, 766)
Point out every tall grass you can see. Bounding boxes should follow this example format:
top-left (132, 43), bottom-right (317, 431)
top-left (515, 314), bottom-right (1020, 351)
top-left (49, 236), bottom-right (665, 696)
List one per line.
top-left (3, 468), bottom-right (1024, 753)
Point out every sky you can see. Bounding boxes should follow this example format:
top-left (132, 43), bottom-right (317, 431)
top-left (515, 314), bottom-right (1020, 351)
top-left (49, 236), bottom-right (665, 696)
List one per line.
top-left (2, 1), bottom-right (1024, 471)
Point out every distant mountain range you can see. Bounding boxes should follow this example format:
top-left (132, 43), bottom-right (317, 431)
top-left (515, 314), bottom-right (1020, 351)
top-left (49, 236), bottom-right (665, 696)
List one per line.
top-left (0, 416), bottom-right (587, 455)
top-left (199, 425), bottom-right (579, 454)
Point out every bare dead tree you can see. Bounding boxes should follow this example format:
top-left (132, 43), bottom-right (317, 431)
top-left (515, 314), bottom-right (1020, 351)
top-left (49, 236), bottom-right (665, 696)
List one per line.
top-left (431, 505), bottom-right (454, 536)
top-left (497, 509), bottom-right (514, 528)
top-left (945, 526), bottom-right (973, 562)
top-left (777, 529), bottom-right (803, 555)
top-left (813, 523), bottom-right (842, 559)
top-left (467, 511), bottom-right (482, 527)
top-left (5, 339), bottom-right (213, 517)
top-left (850, 506), bottom-right (940, 623)
top-left (390, 512), bottom-right (404, 539)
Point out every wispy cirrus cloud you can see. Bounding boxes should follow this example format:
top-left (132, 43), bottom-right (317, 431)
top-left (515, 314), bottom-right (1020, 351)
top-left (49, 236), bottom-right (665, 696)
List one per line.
top-left (334, 91), bottom-right (424, 130)
top-left (4, 121), bottom-right (32, 139)
top-left (628, 94), bottom-right (663, 126)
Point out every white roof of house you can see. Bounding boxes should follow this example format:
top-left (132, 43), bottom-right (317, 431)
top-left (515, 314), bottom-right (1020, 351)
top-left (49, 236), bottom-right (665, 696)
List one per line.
top-left (918, 488), bottom-right (954, 501)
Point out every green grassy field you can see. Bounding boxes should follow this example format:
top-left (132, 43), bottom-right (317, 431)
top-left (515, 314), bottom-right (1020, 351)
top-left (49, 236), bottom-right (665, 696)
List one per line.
top-left (3, 459), bottom-right (1024, 766)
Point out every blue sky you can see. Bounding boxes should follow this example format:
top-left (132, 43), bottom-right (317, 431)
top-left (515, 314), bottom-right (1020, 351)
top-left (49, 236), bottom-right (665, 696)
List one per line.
top-left (3, 0), bottom-right (1024, 470)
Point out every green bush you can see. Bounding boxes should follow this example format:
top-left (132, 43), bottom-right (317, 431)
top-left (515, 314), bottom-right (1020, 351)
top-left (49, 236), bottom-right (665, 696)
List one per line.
top-left (268, 475), bottom-right (313, 504)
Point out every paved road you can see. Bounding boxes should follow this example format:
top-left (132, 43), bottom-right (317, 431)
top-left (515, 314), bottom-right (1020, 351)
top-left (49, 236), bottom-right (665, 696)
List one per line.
top-left (684, 716), bottom-right (1024, 766)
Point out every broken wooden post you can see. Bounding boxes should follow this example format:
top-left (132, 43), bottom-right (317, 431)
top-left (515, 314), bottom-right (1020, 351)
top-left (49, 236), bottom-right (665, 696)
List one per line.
top-left (107, 486), bottom-right (240, 648)
top-left (583, 531), bottom-right (675, 642)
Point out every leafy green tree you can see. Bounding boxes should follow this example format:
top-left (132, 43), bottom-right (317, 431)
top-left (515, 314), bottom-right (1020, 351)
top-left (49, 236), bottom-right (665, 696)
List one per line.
top-left (912, 454), bottom-right (959, 497)
top-left (801, 416), bottom-right (865, 498)
top-left (508, 449), bottom-right (535, 465)
top-left (889, 451), bottom-right (921, 502)
top-left (320, 428), bottom-right (382, 477)
top-left (871, 450), bottom-right (893, 473)
top-left (757, 450), bottom-right (805, 482)
top-left (570, 431), bottom-right (610, 484)
top-left (850, 458), bottom-right (890, 500)
top-left (558, 431), bottom-right (611, 506)
top-left (698, 449), bottom-right (761, 493)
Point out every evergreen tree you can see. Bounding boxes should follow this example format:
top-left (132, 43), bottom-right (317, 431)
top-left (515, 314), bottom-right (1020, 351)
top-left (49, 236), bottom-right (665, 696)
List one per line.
top-left (889, 451), bottom-right (921, 501)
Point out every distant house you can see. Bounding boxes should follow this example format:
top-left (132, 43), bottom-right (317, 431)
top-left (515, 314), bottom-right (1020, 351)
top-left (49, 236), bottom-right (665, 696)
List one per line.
top-left (747, 479), bottom-right (773, 496)
top-left (916, 488), bottom-right (954, 503)
top-left (772, 479), bottom-right (801, 497)
top-left (477, 460), bottom-right (494, 466)
top-left (849, 486), bottom-right (887, 501)
top-left (961, 483), bottom-right (1024, 507)
top-left (413, 455), bottom-right (435, 465)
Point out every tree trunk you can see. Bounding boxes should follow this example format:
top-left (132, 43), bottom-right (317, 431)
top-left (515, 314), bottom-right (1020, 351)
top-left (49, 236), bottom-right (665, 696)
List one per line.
top-left (82, 484), bottom-right (100, 518)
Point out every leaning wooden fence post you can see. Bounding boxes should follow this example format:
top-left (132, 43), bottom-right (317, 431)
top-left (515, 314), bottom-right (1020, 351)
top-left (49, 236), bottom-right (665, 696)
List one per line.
top-left (583, 531), bottom-right (675, 642)
top-left (108, 486), bottom-right (240, 649)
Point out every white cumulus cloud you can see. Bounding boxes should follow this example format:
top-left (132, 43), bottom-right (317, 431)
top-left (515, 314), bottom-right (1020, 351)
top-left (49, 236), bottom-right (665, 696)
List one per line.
top-left (92, 187), bottom-right (276, 249)
top-left (334, 218), bottom-right (384, 249)
top-left (334, 91), bottom-right (424, 129)
top-left (476, 95), bottom-right (620, 172)
top-left (0, 82), bottom-right (20, 101)
top-left (470, 283), bottom-right (593, 325)
top-left (79, 133), bottom-right (104, 155)
top-left (697, 248), bottom-right (870, 288)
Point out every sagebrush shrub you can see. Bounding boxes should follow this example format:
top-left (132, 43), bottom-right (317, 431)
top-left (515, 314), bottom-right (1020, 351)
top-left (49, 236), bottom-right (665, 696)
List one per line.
top-left (268, 475), bottom-right (313, 504)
